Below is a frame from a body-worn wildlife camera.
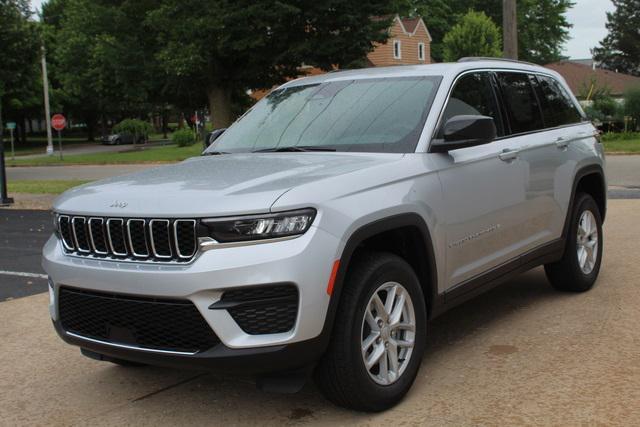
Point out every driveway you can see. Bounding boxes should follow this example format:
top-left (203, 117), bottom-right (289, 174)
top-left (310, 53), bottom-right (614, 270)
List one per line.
top-left (1, 199), bottom-right (639, 425)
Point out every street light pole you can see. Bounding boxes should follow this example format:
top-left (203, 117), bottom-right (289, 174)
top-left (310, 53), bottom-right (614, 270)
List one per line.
top-left (503, 0), bottom-right (518, 60)
top-left (41, 45), bottom-right (54, 156)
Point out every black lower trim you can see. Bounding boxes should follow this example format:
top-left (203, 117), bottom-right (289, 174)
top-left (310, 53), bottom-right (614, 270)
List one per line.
top-left (430, 238), bottom-right (564, 317)
top-left (53, 319), bottom-right (324, 375)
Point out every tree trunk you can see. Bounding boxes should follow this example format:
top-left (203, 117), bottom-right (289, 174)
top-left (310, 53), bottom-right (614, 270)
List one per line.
top-left (207, 86), bottom-right (233, 129)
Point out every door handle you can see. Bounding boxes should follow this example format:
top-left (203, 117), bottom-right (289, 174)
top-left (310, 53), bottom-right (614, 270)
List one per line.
top-left (498, 149), bottom-right (519, 162)
top-left (556, 137), bottom-right (570, 149)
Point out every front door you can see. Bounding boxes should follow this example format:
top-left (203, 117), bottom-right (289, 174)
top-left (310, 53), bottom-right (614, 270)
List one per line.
top-left (432, 71), bottom-right (530, 292)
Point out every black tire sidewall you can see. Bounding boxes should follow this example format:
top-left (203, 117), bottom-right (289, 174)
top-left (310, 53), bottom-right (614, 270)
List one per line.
top-left (344, 254), bottom-right (427, 409)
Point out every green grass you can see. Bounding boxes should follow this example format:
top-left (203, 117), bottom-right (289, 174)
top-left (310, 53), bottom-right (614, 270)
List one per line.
top-left (602, 138), bottom-right (640, 153)
top-left (7, 143), bottom-right (203, 166)
top-left (8, 180), bottom-right (92, 194)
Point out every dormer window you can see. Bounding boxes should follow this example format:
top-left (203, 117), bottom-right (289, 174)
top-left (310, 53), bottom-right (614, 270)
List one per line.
top-left (418, 43), bottom-right (425, 61)
top-left (393, 40), bottom-right (401, 59)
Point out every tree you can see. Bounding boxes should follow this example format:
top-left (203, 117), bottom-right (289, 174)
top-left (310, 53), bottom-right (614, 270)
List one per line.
top-left (442, 11), bottom-right (501, 62)
top-left (403, 0), bottom-right (573, 63)
top-left (45, 0), bottom-right (163, 138)
top-left (0, 0), bottom-right (40, 145)
top-left (593, 0), bottom-right (640, 76)
top-left (149, 0), bottom-right (395, 129)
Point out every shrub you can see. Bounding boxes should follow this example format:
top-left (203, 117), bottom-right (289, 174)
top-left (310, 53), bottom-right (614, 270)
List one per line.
top-left (624, 86), bottom-right (640, 129)
top-left (113, 119), bottom-right (153, 143)
top-left (171, 128), bottom-right (196, 147)
top-left (601, 131), bottom-right (640, 142)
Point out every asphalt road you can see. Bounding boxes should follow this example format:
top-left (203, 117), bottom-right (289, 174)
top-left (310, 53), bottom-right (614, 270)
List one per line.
top-left (0, 210), bottom-right (51, 301)
top-left (1, 199), bottom-right (639, 425)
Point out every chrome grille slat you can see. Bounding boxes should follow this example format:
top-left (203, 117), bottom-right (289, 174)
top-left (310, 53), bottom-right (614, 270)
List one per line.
top-left (149, 219), bottom-right (172, 259)
top-left (58, 215), bottom-right (75, 250)
top-left (88, 217), bottom-right (108, 255)
top-left (127, 219), bottom-right (149, 258)
top-left (106, 218), bottom-right (128, 256)
top-left (58, 216), bottom-right (197, 263)
top-left (72, 217), bottom-right (91, 253)
top-left (174, 219), bottom-right (197, 259)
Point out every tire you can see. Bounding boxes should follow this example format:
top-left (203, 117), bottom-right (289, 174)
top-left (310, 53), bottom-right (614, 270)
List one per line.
top-left (545, 193), bottom-right (603, 292)
top-left (314, 252), bottom-right (427, 412)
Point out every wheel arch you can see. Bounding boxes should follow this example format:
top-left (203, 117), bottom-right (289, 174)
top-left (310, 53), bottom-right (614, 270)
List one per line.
top-left (564, 164), bottom-right (607, 239)
top-left (318, 213), bottom-right (438, 351)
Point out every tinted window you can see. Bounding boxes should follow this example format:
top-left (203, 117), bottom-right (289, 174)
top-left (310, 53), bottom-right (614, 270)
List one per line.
top-left (208, 76), bottom-right (442, 154)
top-left (497, 73), bottom-right (544, 134)
top-left (440, 72), bottom-right (504, 137)
top-left (536, 75), bottom-right (583, 127)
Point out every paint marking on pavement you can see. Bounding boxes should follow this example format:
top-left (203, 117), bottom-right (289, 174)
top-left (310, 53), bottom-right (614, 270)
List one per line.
top-left (0, 270), bottom-right (48, 280)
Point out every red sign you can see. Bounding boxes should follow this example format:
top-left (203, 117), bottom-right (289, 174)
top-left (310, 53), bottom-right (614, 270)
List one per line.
top-left (51, 114), bottom-right (66, 131)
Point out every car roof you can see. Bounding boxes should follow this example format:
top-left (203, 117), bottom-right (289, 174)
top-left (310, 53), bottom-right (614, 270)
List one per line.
top-left (280, 59), bottom-right (560, 89)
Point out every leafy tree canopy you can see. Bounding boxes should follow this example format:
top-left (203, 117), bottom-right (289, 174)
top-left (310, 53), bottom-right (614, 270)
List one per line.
top-left (593, 0), bottom-right (640, 76)
top-left (442, 11), bottom-right (502, 62)
top-left (398, 0), bottom-right (573, 63)
top-left (148, 0), bottom-right (395, 128)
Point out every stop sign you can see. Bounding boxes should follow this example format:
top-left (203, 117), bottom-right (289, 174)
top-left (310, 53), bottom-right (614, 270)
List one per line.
top-left (51, 114), bottom-right (66, 131)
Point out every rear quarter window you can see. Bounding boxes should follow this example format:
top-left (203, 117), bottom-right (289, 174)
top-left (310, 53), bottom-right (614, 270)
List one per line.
top-left (535, 75), bottom-right (583, 127)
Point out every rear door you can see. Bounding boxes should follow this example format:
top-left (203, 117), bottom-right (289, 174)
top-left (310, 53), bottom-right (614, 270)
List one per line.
top-left (496, 72), bottom-right (585, 250)
top-left (433, 72), bottom-right (530, 292)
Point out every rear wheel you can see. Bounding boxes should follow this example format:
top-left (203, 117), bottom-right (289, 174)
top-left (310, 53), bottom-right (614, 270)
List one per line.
top-left (545, 193), bottom-right (603, 292)
top-left (315, 252), bottom-right (426, 412)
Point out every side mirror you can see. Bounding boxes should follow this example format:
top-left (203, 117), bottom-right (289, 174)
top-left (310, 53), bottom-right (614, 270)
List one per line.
top-left (204, 128), bottom-right (227, 148)
top-left (430, 115), bottom-right (496, 153)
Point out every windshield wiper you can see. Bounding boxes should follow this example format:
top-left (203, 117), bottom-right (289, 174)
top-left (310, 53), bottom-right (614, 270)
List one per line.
top-left (253, 146), bottom-right (336, 153)
top-left (202, 151), bottom-right (230, 156)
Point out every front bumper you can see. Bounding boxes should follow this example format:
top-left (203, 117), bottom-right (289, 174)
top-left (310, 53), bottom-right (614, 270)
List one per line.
top-left (43, 225), bottom-right (340, 370)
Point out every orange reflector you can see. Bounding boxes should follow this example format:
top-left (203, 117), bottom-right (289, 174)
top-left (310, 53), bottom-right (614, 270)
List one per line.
top-left (326, 260), bottom-right (340, 296)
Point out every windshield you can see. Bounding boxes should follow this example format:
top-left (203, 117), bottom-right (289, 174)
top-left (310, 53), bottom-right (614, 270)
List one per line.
top-left (206, 76), bottom-right (442, 154)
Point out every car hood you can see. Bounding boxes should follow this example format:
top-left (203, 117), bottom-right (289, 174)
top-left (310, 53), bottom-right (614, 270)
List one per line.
top-left (53, 152), bottom-right (404, 217)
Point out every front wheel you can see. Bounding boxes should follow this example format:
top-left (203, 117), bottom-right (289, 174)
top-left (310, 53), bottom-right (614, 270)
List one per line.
top-left (315, 252), bottom-right (427, 412)
top-left (545, 193), bottom-right (603, 292)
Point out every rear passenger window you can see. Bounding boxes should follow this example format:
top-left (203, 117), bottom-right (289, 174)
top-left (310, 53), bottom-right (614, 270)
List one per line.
top-left (440, 72), bottom-right (504, 137)
top-left (536, 75), bottom-right (583, 127)
top-left (497, 73), bottom-right (544, 134)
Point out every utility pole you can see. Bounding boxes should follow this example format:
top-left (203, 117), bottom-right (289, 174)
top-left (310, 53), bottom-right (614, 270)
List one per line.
top-left (41, 46), bottom-right (54, 155)
top-left (503, 0), bottom-right (518, 60)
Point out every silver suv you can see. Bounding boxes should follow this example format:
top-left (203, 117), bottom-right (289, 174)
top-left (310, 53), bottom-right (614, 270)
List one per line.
top-left (43, 59), bottom-right (606, 412)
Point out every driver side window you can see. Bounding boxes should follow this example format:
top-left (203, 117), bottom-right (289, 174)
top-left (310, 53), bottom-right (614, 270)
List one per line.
top-left (440, 72), bottom-right (504, 138)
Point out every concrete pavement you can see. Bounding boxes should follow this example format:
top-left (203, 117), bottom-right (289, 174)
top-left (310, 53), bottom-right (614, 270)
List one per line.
top-left (1, 199), bottom-right (639, 425)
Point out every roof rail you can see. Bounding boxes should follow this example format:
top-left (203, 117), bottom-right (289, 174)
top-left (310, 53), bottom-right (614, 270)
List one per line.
top-left (458, 57), bottom-right (540, 67)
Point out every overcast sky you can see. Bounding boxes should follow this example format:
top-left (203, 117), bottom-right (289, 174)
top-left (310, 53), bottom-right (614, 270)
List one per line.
top-left (30, 0), bottom-right (614, 60)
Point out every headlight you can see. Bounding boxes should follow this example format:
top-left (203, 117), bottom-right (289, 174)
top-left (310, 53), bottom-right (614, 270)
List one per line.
top-left (200, 208), bottom-right (316, 243)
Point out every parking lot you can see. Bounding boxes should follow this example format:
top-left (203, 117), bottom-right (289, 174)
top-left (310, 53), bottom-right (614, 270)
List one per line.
top-left (0, 199), bottom-right (638, 426)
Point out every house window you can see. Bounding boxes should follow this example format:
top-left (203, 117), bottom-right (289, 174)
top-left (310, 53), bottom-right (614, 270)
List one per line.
top-left (418, 43), bottom-right (425, 61)
top-left (393, 40), bottom-right (401, 59)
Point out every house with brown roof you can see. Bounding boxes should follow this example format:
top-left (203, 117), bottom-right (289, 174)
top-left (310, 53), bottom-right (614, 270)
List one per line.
top-left (545, 61), bottom-right (640, 101)
top-left (367, 15), bottom-right (432, 66)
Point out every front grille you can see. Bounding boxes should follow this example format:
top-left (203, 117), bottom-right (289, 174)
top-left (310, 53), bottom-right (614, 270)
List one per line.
top-left (58, 287), bottom-right (220, 353)
top-left (217, 285), bottom-right (299, 335)
top-left (58, 215), bottom-right (198, 262)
